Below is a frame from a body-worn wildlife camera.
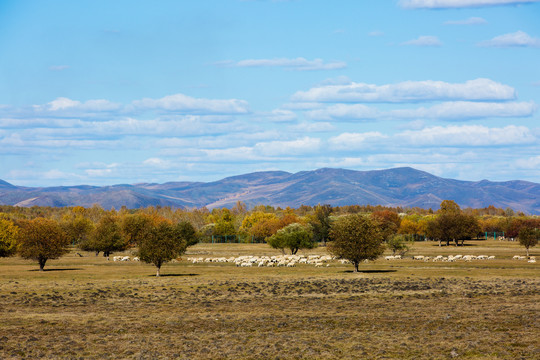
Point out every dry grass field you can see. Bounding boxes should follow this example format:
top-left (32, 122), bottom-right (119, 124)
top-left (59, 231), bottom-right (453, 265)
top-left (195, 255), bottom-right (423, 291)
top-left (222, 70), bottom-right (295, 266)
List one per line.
top-left (1, 240), bottom-right (538, 359)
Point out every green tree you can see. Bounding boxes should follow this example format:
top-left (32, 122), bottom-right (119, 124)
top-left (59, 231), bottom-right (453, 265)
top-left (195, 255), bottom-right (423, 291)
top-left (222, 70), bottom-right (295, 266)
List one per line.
top-left (17, 217), bottom-right (69, 271)
top-left (387, 234), bottom-right (413, 256)
top-left (310, 204), bottom-right (332, 244)
top-left (61, 214), bottom-right (94, 245)
top-left (518, 227), bottom-right (539, 257)
top-left (267, 223), bottom-right (315, 255)
top-left (427, 201), bottom-right (480, 246)
top-left (138, 220), bottom-right (197, 276)
top-left (0, 216), bottom-right (19, 257)
top-left (81, 213), bottom-right (127, 259)
top-left (121, 213), bottom-right (156, 246)
top-left (212, 208), bottom-right (237, 237)
top-left (328, 214), bottom-right (385, 272)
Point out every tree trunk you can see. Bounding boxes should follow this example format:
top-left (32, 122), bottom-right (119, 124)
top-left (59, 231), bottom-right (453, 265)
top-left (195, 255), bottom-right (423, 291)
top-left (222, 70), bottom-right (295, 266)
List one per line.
top-left (438, 240), bottom-right (442, 247)
top-left (526, 247), bottom-right (530, 257)
top-left (353, 262), bottom-right (359, 273)
top-left (156, 266), bottom-right (161, 277)
top-left (39, 257), bottom-right (47, 271)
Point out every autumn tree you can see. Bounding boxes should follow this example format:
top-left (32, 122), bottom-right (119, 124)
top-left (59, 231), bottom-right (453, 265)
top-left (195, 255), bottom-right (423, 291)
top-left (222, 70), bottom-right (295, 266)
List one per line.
top-left (0, 216), bottom-right (19, 257)
top-left (518, 227), bottom-right (539, 257)
top-left (240, 211), bottom-right (279, 242)
top-left (81, 213), bottom-right (127, 259)
top-left (267, 223), bottom-right (315, 254)
top-left (138, 220), bottom-right (197, 276)
top-left (426, 201), bottom-right (480, 246)
top-left (211, 208), bottom-right (237, 237)
top-left (61, 213), bottom-right (94, 245)
top-left (371, 210), bottom-right (401, 241)
top-left (17, 217), bottom-right (70, 271)
top-left (121, 213), bottom-right (156, 246)
top-left (328, 214), bottom-right (385, 272)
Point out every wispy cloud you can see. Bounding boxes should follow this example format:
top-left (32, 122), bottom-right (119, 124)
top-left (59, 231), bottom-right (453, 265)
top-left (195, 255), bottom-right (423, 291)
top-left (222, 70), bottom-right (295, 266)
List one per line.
top-left (291, 78), bottom-right (516, 103)
top-left (304, 101), bottom-right (535, 121)
top-left (478, 31), bottom-right (540, 47)
top-left (306, 104), bottom-right (380, 121)
top-left (397, 125), bottom-right (536, 146)
top-left (328, 132), bottom-right (388, 150)
top-left (49, 65), bottom-right (70, 71)
top-left (216, 57), bottom-right (346, 71)
top-left (400, 0), bottom-right (539, 9)
top-left (389, 101), bottom-right (536, 120)
top-left (132, 93), bottom-right (250, 114)
top-left (401, 35), bottom-right (442, 47)
top-left (258, 109), bottom-right (297, 122)
top-left (444, 17), bottom-right (487, 25)
top-left (368, 30), bottom-right (385, 37)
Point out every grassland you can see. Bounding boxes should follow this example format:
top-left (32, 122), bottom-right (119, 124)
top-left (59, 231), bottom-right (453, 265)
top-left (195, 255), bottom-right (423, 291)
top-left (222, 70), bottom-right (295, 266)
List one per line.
top-left (0, 240), bottom-right (538, 359)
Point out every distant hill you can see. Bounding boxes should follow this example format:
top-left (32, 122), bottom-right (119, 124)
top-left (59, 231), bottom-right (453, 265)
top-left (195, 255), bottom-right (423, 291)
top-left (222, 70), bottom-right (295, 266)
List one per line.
top-left (1, 167), bottom-right (539, 214)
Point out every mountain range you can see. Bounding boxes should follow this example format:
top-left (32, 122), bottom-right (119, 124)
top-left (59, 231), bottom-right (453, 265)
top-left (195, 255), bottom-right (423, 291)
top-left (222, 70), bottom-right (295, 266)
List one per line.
top-left (1, 167), bottom-right (539, 214)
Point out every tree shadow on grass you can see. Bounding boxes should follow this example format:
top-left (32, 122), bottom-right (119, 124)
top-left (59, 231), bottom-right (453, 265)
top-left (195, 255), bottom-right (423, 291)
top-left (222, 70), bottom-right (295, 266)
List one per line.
top-left (430, 243), bottom-right (476, 247)
top-left (147, 273), bottom-right (199, 277)
top-left (29, 268), bottom-right (83, 272)
top-left (341, 270), bottom-right (397, 274)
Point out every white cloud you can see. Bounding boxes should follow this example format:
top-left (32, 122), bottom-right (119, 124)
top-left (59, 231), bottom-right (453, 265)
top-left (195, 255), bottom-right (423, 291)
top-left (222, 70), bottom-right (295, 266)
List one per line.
top-left (259, 109), bottom-right (297, 122)
top-left (253, 137), bottom-right (321, 156)
top-left (397, 125), bottom-right (536, 146)
top-left (298, 101), bottom-right (534, 122)
top-left (143, 158), bottom-right (172, 168)
top-left (306, 104), bottom-right (380, 121)
top-left (288, 122), bottom-right (335, 132)
top-left (218, 57), bottom-right (347, 71)
top-left (444, 17), bottom-right (487, 25)
top-left (400, 0), bottom-right (539, 9)
top-left (401, 35), bottom-right (442, 47)
top-left (46, 97), bottom-right (122, 112)
top-left (84, 163), bottom-right (119, 177)
top-left (132, 93), bottom-right (250, 114)
top-left (291, 78), bottom-right (516, 103)
top-left (328, 132), bottom-right (388, 150)
top-left (390, 101), bottom-right (536, 120)
top-left (478, 31), bottom-right (540, 47)
top-left (515, 155), bottom-right (540, 169)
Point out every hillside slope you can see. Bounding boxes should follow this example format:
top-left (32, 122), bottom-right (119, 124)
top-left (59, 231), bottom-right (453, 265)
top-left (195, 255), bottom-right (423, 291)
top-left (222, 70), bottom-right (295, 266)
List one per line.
top-left (0, 167), bottom-right (538, 214)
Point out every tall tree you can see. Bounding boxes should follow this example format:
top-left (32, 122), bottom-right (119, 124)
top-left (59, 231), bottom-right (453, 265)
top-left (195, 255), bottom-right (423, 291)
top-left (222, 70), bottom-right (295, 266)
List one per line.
top-left (328, 214), bottom-right (385, 272)
top-left (371, 210), bottom-right (401, 242)
top-left (0, 216), bottom-right (19, 257)
top-left (310, 204), bottom-right (333, 244)
top-left (81, 213), bottom-right (127, 259)
top-left (267, 223), bottom-right (315, 255)
top-left (518, 227), bottom-right (539, 257)
top-left (427, 201), bottom-right (480, 246)
top-left (61, 214), bottom-right (94, 245)
top-left (17, 218), bottom-right (70, 271)
top-left (138, 220), bottom-right (197, 276)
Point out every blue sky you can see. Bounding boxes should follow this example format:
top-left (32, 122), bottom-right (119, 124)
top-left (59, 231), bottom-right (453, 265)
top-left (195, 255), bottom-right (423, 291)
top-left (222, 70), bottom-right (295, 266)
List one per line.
top-left (0, 0), bottom-right (539, 186)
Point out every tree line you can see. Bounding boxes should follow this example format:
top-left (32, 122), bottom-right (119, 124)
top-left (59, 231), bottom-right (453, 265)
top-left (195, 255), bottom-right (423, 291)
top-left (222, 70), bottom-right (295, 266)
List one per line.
top-left (0, 201), bottom-right (538, 274)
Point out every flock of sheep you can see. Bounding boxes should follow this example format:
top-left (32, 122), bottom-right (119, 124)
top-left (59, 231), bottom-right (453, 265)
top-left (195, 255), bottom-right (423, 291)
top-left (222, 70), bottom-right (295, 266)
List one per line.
top-left (107, 254), bottom-right (536, 265)
top-left (189, 254), bottom-right (334, 267)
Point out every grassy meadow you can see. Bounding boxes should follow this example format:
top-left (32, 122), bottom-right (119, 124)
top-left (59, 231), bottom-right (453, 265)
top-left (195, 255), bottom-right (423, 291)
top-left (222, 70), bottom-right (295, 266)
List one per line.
top-left (0, 239), bottom-right (538, 359)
